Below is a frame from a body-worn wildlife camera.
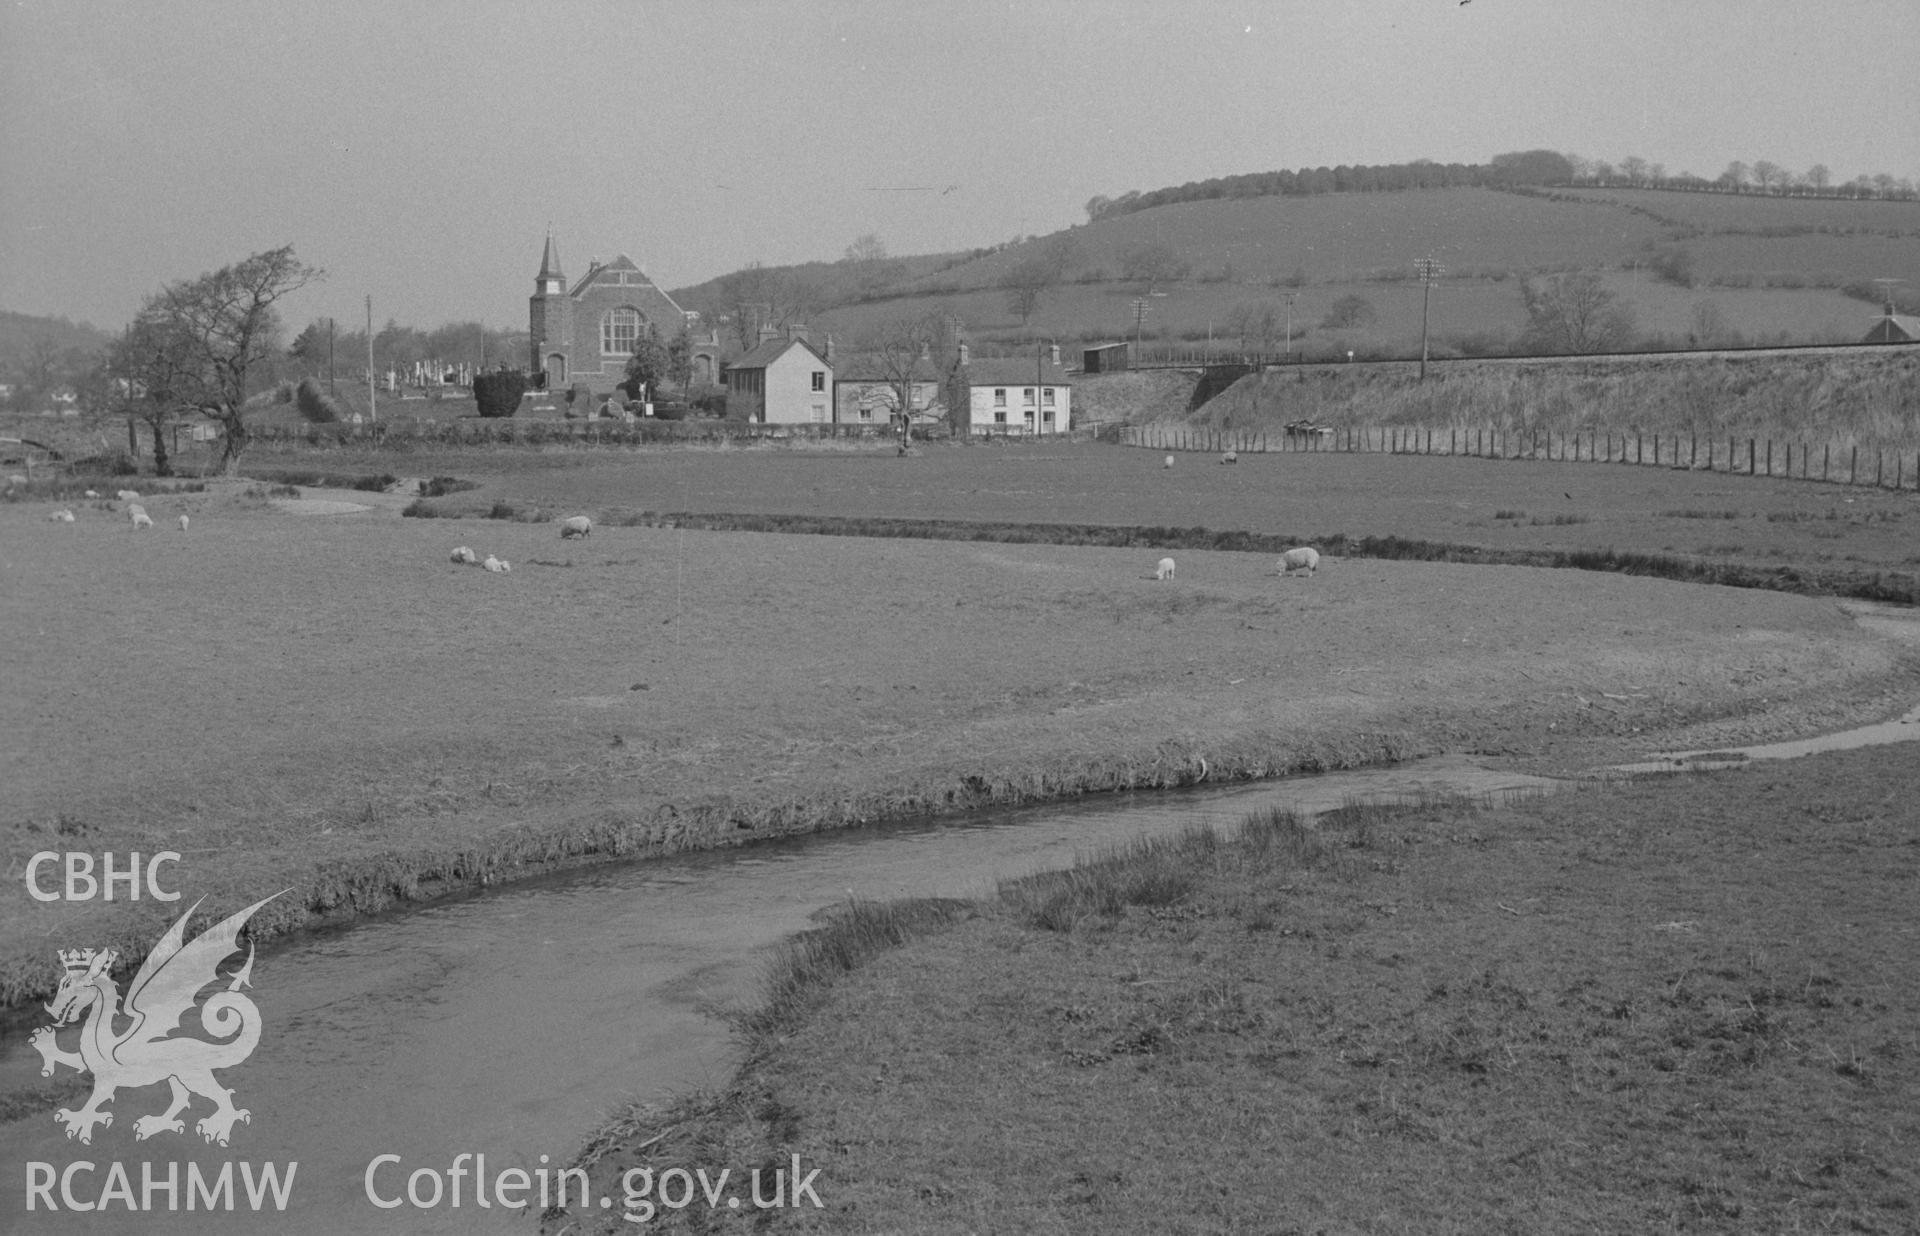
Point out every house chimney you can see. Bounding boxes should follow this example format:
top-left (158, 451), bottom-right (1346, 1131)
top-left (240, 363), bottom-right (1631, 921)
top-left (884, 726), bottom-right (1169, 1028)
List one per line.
top-left (785, 322), bottom-right (809, 344)
top-left (1049, 343), bottom-right (1061, 366)
top-left (958, 341), bottom-right (970, 366)
top-left (758, 324), bottom-right (780, 344)
top-left (824, 334), bottom-right (833, 362)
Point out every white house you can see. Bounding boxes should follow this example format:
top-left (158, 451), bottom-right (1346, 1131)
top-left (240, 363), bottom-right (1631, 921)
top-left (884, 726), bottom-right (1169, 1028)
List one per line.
top-left (723, 328), bottom-right (833, 424)
top-left (955, 342), bottom-right (1072, 435)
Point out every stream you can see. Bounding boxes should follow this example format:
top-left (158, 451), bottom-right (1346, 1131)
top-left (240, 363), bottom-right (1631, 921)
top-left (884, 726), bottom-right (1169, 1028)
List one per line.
top-left (4, 694), bottom-right (1917, 1234)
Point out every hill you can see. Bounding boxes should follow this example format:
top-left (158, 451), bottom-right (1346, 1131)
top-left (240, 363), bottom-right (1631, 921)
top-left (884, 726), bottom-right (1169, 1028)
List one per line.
top-left (674, 187), bottom-right (1920, 360)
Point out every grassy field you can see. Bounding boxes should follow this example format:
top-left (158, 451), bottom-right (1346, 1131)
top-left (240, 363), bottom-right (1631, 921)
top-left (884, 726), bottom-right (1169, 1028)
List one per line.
top-left (549, 750), bottom-right (1919, 1233)
top-left (5, 445), bottom-right (1918, 1012)
top-left (285, 437), bottom-right (1920, 576)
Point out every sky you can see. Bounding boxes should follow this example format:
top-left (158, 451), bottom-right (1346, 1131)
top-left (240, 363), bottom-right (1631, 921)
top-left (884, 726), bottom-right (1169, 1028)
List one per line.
top-left (3, 0), bottom-right (1915, 336)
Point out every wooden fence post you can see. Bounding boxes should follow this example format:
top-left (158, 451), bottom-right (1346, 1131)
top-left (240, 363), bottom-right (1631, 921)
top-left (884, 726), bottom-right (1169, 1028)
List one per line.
top-left (1748, 439), bottom-right (1756, 476)
top-left (1877, 449), bottom-right (1883, 488)
top-left (1823, 444), bottom-right (1829, 481)
top-left (1766, 439), bottom-right (1773, 477)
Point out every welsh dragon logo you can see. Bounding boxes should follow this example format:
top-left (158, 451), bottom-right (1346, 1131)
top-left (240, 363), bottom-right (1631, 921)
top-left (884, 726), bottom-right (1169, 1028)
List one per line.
top-left (31, 892), bottom-right (283, 1147)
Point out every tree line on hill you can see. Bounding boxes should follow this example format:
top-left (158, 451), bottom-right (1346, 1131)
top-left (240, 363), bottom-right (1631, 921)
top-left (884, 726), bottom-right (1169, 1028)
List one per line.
top-left (1083, 150), bottom-right (1917, 226)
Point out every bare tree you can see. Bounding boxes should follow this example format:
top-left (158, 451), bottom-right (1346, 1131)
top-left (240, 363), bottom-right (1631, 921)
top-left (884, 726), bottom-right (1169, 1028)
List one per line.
top-left (1119, 241), bottom-right (1189, 296)
top-left (1619, 155), bottom-right (1648, 185)
top-left (853, 310), bottom-right (957, 441)
top-left (110, 316), bottom-right (200, 475)
top-left (1721, 161), bottom-right (1750, 191)
top-left (842, 233), bottom-right (888, 264)
top-left (1225, 300), bottom-right (1282, 355)
top-left (1751, 161), bottom-right (1785, 193)
top-left (1519, 273), bottom-right (1636, 354)
top-left (710, 264), bottom-right (824, 350)
top-left (1806, 164), bottom-right (1832, 193)
top-left (125, 246), bottom-right (321, 473)
top-left (996, 236), bottom-right (1077, 329)
top-left (1689, 299), bottom-right (1731, 348)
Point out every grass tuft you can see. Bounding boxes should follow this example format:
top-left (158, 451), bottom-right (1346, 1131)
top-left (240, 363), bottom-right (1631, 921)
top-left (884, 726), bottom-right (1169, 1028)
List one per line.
top-left (743, 898), bottom-right (975, 1037)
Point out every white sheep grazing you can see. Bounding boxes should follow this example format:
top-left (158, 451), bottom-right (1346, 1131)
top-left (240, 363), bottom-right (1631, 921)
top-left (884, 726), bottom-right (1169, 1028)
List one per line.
top-left (178, 514), bottom-right (189, 532)
top-left (1155, 556), bottom-right (1176, 581)
top-left (84, 490), bottom-right (99, 498)
top-left (128, 504), bottom-right (154, 530)
top-left (1278, 546), bottom-right (1321, 576)
top-left (450, 546), bottom-right (477, 565)
top-left (1221, 449), bottom-right (1238, 464)
top-left (1163, 455), bottom-right (1175, 469)
top-left (48, 508), bottom-right (76, 523)
top-left (559, 515), bottom-right (593, 540)
top-left (117, 489), bottom-right (141, 503)
top-left (483, 554), bottom-right (510, 573)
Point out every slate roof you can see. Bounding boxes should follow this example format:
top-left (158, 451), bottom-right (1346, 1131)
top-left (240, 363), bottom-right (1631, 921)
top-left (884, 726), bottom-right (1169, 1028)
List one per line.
top-left (728, 337), bottom-right (832, 371)
top-left (960, 357), bottom-right (1073, 386)
top-left (832, 355), bottom-right (943, 383)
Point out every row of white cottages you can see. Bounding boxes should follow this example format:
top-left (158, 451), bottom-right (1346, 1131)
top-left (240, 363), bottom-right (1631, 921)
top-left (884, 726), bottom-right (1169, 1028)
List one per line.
top-left (723, 331), bottom-right (1072, 434)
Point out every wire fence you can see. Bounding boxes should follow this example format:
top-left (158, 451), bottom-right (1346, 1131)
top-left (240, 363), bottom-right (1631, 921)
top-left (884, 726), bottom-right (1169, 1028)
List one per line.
top-left (1118, 423), bottom-right (1920, 491)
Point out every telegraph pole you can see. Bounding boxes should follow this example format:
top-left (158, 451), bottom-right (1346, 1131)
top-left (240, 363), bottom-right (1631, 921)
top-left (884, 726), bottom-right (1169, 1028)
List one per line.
top-left (366, 295), bottom-right (376, 423)
top-left (1414, 256), bottom-right (1444, 381)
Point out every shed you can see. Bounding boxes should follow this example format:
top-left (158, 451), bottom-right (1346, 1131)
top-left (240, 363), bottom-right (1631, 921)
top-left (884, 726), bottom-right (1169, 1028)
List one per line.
top-left (1082, 342), bottom-right (1130, 373)
top-left (1863, 313), bottom-right (1920, 344)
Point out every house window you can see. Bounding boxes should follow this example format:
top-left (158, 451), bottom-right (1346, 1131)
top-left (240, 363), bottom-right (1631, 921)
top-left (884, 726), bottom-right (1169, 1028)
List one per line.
top-left (1043, 409), bottom-right (1055, 424)
top-left (1023, 388), bottom-right (1034, 404)
top-left (994, 410), bottom-right (1007, 424)
top-left (1043, 388), bottom-right (1055, 406)
top-left (811, 371), bottom-right (825, 392)
top-left (812, 404), bottom-right (827, 422)
top-left (602, 308), bottom-right (641, 355)
top-left (859, 406), bottom-right (872, 421)
top-left (993, 388), bottom-right (1006, 406)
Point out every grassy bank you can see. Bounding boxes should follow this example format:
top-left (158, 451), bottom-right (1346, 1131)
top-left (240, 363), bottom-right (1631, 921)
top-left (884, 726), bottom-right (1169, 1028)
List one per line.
top-left (548, 745), bottom-right (1920, 1234)
top-left (1200, 348), bottom-right (1920, 451)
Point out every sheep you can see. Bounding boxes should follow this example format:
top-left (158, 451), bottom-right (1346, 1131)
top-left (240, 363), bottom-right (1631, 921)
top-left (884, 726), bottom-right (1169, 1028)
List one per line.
top-left (84, 490), bottom-right (99, 498)
top-left (117, 489), bottom-right (141, 503)
top-left (1220, 449), bottom-right (1238, 464)
top-left (1155, 556), bottom-right (1176, 581)
top-left (483, 554), bottom-right (510, 574)
top-left (559, 515), bottom-right (593, 540)
top-left (47, 508), bottom-right (76, 523)
top-left (1163, 455), bottom-right (1175, 469)
top-left (128, 504), bottom-right (154, 530)
top-left (450, 546), bottom-right (477, 565)
top-left (178, 514), bottom-right (189, 532)
top-left (1278, 546), bottom-right (1320, 576)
